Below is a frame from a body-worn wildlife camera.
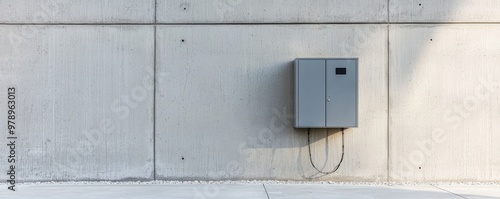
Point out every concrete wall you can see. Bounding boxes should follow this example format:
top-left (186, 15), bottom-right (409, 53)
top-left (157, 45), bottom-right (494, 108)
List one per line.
top-left (0, 0), bottom-right (498, 182)
top-left (0, 1), bottom-right (155, 23)
top-left (389, 25), bottom-right (500, 181)
top-left (156, 0), bottom-right (387, 23)
top-left (0, 26), bottom-right (155, 181)
top-left (155, 25), bottom-right (388, 181)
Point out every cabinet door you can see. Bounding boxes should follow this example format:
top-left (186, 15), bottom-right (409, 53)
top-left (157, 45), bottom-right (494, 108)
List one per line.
top-left (326, 59), bottom-right (358, 127)
top-left (296, 59), bottom-right (326, 127)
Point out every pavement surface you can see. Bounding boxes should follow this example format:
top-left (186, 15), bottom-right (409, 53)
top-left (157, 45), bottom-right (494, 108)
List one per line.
top-left (1, 183), bottom-right (499, 199)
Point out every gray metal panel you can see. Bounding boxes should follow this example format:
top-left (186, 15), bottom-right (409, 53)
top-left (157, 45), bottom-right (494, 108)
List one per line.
top-left (295, 60), bottom-right (299, 127)
top-left (295, 59), bottom-right (326, 127)
top-left (326, 59), bottom-right (358, 127)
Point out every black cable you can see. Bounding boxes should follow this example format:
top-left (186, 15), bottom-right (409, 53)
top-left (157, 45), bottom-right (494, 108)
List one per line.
top-left (307, 128), bottom-right (344, 175)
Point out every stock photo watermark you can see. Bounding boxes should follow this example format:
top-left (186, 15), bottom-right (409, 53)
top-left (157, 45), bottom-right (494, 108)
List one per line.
top-left (4, 1), bottom-right (61, 191)
top-left (394, 75), bottom-right (500, 180)
top-left (8, 2), bottom-right (61, 54)
top-left (213, 0), bottom-right (242, 19)
top-left (192, 105), bottom-right (293, 199)
top-left (57, 66), bottom-right (168, 177)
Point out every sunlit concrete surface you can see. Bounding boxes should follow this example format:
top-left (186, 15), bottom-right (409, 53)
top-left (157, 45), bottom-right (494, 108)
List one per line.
top-left (390, 0), bottom-right (500, 22)
top-left (389, 25), bottom-right (500, 181)
top-left (265, 184), bottom-right (457, 199)
top-left (435, 185), bottom-right (500, 199)
top-left (1, 183), bottom-right (500, 199)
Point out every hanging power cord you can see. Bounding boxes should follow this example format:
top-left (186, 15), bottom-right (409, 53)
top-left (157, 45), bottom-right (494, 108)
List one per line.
top-left (307, 128), bottom-right (344, 175)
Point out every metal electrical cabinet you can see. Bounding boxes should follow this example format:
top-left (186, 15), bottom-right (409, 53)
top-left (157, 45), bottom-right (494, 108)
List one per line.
top-left (294, 58), bottom-right (358, 128)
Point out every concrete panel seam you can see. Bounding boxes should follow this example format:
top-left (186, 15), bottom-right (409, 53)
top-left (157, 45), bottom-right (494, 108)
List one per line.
top-left (153, 25), bottom-right (157, 181)
top-left (153, 0), bottom-right (157, 181)
top-left (154, 0), bottom-right (157, 24)
top-left (387, 23), bottom-right (390, 182)
top-left (387, 0), bottom-right (390, 23)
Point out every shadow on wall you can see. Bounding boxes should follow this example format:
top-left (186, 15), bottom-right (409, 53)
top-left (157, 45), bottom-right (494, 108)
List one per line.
top-left (224, 25), bottom-right (389, 181)
top-left (240, 60), bottom-right (343, 148)
top-left (242, 59), bottom-right (349, 180)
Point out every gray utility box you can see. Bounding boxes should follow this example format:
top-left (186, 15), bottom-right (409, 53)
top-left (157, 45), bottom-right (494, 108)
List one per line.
top-left (294, 58), bottom-right (358, 128)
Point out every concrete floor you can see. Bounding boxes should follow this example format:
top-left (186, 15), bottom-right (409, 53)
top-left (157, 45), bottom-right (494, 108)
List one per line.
top-left (1, 183), bottom-right (499, 199)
